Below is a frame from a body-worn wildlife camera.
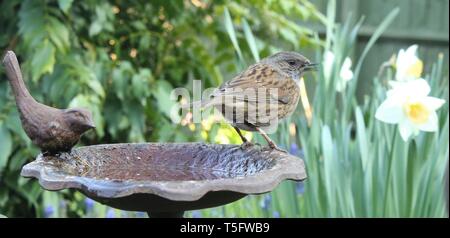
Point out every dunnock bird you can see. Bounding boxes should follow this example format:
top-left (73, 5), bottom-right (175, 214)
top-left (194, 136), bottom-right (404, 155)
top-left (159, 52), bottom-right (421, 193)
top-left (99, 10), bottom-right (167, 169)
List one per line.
top-left (187, 51), bottom-right (316, 152)
top-left (2, 51), bottom-right (95, 155)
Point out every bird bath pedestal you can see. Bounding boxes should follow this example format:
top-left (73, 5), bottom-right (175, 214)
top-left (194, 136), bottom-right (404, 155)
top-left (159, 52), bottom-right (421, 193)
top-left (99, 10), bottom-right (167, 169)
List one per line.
top-left (21, 143), bottom-right (307, 218)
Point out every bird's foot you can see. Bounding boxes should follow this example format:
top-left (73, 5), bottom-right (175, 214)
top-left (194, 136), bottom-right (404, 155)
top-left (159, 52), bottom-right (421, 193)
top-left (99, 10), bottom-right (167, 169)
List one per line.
top-left (42, 151), bottom-right (59, 157)
top-left (42, 151), bottom-right (67, 157)
top-left (240, 141), bottom-right (255, 150)
top-left (264, 143), bottom-right (288, 154)
top-left (273, 146), bottom-right (288, 154)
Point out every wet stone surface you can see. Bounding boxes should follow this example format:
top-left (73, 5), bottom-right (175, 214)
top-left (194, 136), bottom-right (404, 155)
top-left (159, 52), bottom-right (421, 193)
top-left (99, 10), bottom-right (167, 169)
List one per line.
top-left (42, 143), bottom-right (277, 181)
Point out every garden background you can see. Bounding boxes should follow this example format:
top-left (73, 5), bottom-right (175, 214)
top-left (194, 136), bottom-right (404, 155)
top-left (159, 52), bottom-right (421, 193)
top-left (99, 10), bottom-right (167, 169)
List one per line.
top-left (0, 0), bottom-right (448, 218)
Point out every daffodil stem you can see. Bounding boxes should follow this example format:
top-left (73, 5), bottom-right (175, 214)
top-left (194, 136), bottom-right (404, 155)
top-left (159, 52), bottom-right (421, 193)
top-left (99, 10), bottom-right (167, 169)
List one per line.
top-left (383, 126), bottom-right (398, 216)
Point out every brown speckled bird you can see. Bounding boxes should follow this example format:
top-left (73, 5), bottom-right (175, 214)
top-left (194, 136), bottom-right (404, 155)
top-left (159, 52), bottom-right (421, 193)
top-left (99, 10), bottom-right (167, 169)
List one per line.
top-left (2, 51), bottom-right (95, 155)
top-left (191, 51), bottom-right (316, 152)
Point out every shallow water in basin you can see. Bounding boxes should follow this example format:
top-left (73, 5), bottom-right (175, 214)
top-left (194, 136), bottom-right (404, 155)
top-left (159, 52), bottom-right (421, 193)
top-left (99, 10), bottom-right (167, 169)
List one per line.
top-left (80, 166), bottom-right (244, 181)
top-left (53, 143), bottom-right (277, 182)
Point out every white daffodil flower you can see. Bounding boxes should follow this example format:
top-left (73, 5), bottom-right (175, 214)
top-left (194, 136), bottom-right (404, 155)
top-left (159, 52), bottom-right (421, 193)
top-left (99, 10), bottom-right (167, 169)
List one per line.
top-left (323, 51), bottom-right (354, 92)
top-left (375, 78), bottom-right (446, 141)
top-left (336, 57), bottom-right (354, 92)
top-left (323, 51), bottom-right (335, 80)
top-left (395, 45), bottom-right (423, 81)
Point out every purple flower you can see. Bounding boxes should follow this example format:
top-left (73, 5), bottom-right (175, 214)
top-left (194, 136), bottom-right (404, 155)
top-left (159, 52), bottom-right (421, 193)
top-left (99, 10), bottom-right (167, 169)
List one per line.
top-left (211, 209), bottom-right (219, 217)
top-left (290, 143), bottom-right (299, 155)
top-left (135, 212), bottom-right (147, 218)
top-left (192, 210), bottom-right (202, 218)
top-left (272, 211), bottom-right (280, 218)
top-left (259, 194), bottom-right (272, 210)
top-left (106, 209), bottom-right (115, 218)
top-left (84, 198), bottom-right (94, 212)
top-left (296, 182), bottom-right (305, 194)
top-left (44, 205), bottom-right (54, 218)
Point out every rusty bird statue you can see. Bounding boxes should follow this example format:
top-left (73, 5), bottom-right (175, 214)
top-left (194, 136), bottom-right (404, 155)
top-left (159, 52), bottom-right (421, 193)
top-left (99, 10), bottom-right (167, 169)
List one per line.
top-left (2, 51), bottom-right (95, 155)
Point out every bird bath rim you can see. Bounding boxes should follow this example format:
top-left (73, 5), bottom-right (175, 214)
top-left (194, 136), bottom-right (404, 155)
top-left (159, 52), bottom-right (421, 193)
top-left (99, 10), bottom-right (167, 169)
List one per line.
top-left (21, 142), bottom-right (306, 202)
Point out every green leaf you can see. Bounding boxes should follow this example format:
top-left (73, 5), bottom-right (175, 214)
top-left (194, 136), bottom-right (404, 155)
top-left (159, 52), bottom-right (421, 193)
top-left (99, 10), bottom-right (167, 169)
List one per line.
top-left (86, 80), bottom-right (105, 99)
top-left (89, 21), bottom-right (102, 37)
top-left (68, 94), bottom-right (90, 109)
top-left (139, 33), bottom-right (151, 50)
top-left (223, 7), bottom-right (244, 63)
top-left (325, 0), bottom-right (336, 50)
top-left (355, 107), bottom-right (369, 171)
top-left (131, 21), bottom-right (147, 31)
top-left (321, 124), bottom-right (335, 215)
top-left (0, 123), bottom-right (13, 173)
top-left (353, 8), bottom-right (400, 82)
top-left (279, 28), bottom-right (298, 48)
top-left (18, 1), bottom-right (46, 48)
top-left (131, 69), bottom-right (152, 104)
top-left (58, 0), bottom-right (73, 13)
top-left (242, 19), bottom-right (260, 62)
top-left (112, 62), bottom-right (133, 100)
top-left (47, 17), bottom-right (70, 53)
top-left (344, 8), bottom-right (399, 121)
top-left (31, 40), bottom-right (56, 82)
top-left (5, 111), bottom-right (31, 146)
top-left (152, 80), bottom-right (176, 119)
top-left (125, 103), bottom-right (145, 142)
top-left (8, 149), bottom-right (30, 172)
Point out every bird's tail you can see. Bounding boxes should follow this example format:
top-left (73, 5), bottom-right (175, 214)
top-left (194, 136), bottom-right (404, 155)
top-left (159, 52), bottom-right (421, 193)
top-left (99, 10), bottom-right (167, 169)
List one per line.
top-left (2, 51), bottom-right (33, 100)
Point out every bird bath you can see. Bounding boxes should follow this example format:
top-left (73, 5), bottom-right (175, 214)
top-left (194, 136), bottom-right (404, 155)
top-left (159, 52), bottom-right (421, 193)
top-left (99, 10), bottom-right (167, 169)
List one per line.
top-left (21, 143), bottom-right (307, 218)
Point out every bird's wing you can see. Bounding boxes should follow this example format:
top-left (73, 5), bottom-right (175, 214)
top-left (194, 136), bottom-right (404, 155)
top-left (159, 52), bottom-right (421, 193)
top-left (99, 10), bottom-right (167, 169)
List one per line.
top-left (209, 63), bottom-right (296, 105)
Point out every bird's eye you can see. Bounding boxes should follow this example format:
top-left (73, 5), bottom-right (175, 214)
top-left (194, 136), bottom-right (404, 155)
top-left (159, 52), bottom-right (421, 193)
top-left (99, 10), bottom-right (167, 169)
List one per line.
top-left (287, 60), bottom-right (297, 66)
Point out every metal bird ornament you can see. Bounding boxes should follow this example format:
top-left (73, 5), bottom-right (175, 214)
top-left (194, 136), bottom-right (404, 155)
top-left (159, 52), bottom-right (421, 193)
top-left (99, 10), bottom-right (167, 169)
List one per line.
top-left (2, 51), bottom-right (95, 155)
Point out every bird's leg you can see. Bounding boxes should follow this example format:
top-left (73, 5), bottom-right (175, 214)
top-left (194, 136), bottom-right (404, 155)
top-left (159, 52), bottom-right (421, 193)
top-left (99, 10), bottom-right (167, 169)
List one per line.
top-left (233, 126), bottom-right (254, 149)
top-left (42, 151), bottom-right (60, 157)
top-left (233, 126), bottom-right (248, 143)
top-left (255, 128), bottom-right (287, 153)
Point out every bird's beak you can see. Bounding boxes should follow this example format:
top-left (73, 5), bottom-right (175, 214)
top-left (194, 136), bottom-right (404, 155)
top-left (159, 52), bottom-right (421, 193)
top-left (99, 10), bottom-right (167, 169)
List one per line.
top-left (303, 63), bottom-right (319, 72)
top-left (87, 122), bottom-right (96, 129)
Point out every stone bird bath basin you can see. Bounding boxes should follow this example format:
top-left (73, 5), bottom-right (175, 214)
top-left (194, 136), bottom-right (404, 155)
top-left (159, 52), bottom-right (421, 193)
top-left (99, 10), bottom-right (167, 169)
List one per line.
top-left (21, 143), bottom-right (307, 218)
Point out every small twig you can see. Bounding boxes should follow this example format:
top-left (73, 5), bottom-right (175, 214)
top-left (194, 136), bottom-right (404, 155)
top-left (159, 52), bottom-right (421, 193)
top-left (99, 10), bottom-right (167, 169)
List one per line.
top-left (377, 54), bottom-right (396, 86)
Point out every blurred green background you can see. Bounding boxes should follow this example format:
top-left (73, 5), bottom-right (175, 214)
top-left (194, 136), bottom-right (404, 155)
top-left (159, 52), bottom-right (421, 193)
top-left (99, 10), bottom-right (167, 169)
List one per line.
top-left (0, 0), bottom-right (448, 218)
